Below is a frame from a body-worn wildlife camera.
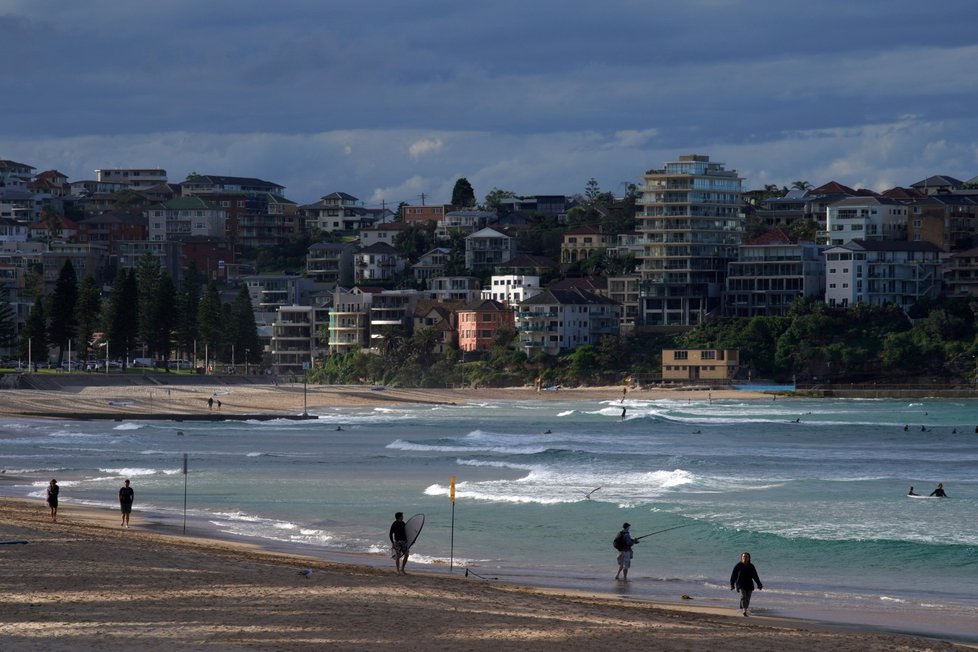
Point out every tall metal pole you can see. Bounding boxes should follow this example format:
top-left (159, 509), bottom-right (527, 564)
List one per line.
top-left (449, 475), bottom-right (456, 572)
top-left (182, 453), bottom-right (188, 534)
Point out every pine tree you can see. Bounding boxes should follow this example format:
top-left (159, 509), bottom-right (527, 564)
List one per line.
top-left (136, 253), bottom-right (162, 358)
top-left (48, 260), bottom-right (78, 364)
top-left (0, 285), bottom-right (17, 350)
top-left (19, 299), bottom-right (48, 364)
top-left (104, 269), bottom-right (138, 368)
top-left (175, 263), bottom-right (202, 361)
top-left (74, 275), bottom-right (102, 361)
top-left (196, 281), bottom-right (224, 368)
top-left (230, 285), bottom-right (261, 367)
top-left (151, 272), bottom-right (178, 368)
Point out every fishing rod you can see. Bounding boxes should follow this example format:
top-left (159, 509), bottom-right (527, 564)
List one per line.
top-left (633, 523), bottom-right (695, 541)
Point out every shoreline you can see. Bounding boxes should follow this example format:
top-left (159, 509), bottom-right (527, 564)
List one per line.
top-left (0, 497), bottom-right (970, 651)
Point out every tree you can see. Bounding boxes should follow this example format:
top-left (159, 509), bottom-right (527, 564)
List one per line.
top-left (584, 178), bottom-right (602, 204)
top-left (196, 281), bottom-right (224, 365)
top-left (482, 188), bottom-right (516, 214)
top-left (175, 263), bottom-right (202, 361)
top-left (229, 285), bottom-right (261, 366)
top-left (0, 285), bottom-right (16, 350)
top-left (104, 269), bottom-right (138, 368)
top-left (136, 253), bottom-right (162, 359)
top-left (48, 260), bottom-right (78, 364)
top-left (150, 272), bottom-right (178, 368)
top-left (19, 299), bottom-right (47, 363)
top-left (74, 274), bottom-right (102, 360)
top-left (451, 178), bottom-right (476, 207)
top-left (791, 180), bottom-right (813, 191)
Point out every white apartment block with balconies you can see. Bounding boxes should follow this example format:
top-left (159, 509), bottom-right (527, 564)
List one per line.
top-left (823, 240), bottom-right (942, 310)
top-left (481, 274), bottom-right (541, 306)
top-left (354, 242), bottom-right (405, 282)
top-left (96, 168), bottom-right (168, 190)
top-left (826, 197), bottom-right (907, 246)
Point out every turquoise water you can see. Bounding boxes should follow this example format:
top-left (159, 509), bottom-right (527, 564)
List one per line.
top-left (2, 395), bottom-right (976, 640)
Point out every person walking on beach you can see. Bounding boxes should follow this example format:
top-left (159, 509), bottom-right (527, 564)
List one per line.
top-left (929, 483), bottom-right (948, 497)
top-left (614, 522), bottom-right (637, 581)
top-left (46, 478), bottom-right (59, 522)
top-left (730, 551), bottom-right (763, 616)
top-left (389, 512), bottom-right (409, 575)
top-left (207, 397), bottom-right (214, 410)
top-left (119, 479), bottom-right (134, 527)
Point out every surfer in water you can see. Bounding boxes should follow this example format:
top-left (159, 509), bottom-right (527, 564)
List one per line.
top-left (389, 512), bottom-right (410, 574)
top-left (907, 486), bottom-right (918, 496)
top-left (929, 483), bottom-right (948, 498)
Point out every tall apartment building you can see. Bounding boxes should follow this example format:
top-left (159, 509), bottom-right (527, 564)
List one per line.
top-left (636, 154), bottom-right (744, 326)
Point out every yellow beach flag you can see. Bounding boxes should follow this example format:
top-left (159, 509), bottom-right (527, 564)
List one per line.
top-left (450, 475), bottom-right (456, 503)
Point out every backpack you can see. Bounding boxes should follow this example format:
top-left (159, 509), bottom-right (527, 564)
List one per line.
top-left (613, 530), bottom-right (627, 551)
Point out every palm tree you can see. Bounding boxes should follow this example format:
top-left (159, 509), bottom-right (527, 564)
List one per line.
top-left (791, 180), bottom-right (813, 191)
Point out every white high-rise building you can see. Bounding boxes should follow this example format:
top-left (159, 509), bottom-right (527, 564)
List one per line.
top-left (635, 154), bottom-right (744, 326)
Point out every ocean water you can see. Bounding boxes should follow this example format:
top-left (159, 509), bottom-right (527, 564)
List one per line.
top-left (2, 394), bottom-right (977, 641)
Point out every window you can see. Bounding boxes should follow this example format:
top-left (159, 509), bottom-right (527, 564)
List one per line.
top-left (673, 350), bottom-right (688, 360)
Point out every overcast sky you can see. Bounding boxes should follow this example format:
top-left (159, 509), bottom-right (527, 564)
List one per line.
top-left (3, 0), bottom-right (977, 206)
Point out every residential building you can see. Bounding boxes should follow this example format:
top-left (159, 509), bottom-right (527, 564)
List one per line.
top-left (496, 195), bottom-right (571, 218)
top-left (824, 240), bottom-right (942, 310)
top-left (42, 242), bottom-right (110, 289)
top-left (661, 348), bottom-right (740, 382)
top-left (270, 305), bottom-right (317, 376)
top-left (608, 232), bottom-right (644, 260)
top-left (402, 204), bottom-right (451, 225)
top-left (724, 229), bottom-right (825, 317)
top-left (30, 214), bottom-right (79, 241)
top-left (426, 276), bottom-right (481, 303)
top-left (358, 221), bottom-right (413, 248)
top-left (208, 192), bottom-right (299, 249)
top-left (30, 170), bottom-right (71, 197)
top-left (117, 241), bottom-right (183, 284)
top-left (412, 247), bottom-right (451, 282)
top-left (0, 218), bottom-right (28, 243)
top-left (607, 275), bottom-right (641, 333)
top-left (560, 225), bottom-right (613, 263)
top-left (465, 227), bottom-right (517, 272)
top-left (148, 196), bottom-right (226, 241)
top-left (354, 242), bottom-right (405, 283)
top-left (494, 253), bottom-right (558, 278)
top-left (368, 290), bottom-right (420, 349)
top-left (76, 212), bottom-right (148, 254)
top-left (907, 195), bottom-right (978, 252)
top-left (179, 175), bottom-right (285, 197)
top-left (180, 237), bottom-right (234, 282)
top-left (825, 196), bottom-right (907, 246)
top-left (457, 299), bottom-right (514, 352)
top-left (413, 301), bottom-right (457, 353)
top-left (242, 274), bottom-right (316, 312)
top-left (306, 241), bottom-right (357, 286)
top-left (327, 287), bottom-right (372, 354)
top-left (96, 168), bottom-right (168, 190)
top-left (636, 154), bottom-right (744, 326)
top-left (516, 287), bottom-right (621, 355)
top-left (481, 274), bottom-right (541, 305)
top-left (436, 210), bottom-right (493, 239)
top-left (299, 192), bottom-right (380, 234)
top-left (910, 175), bottom-right (963, 196)
top-left (0, 160), bottom-right (34, 192)
top-left (945, 247), bottom-right (978, 297)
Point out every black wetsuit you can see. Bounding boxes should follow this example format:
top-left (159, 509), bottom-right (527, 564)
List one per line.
top-left (119, 486), bottom-right (134, 513)
top-left (930, 487), bottom-right (947, 497)
top-left (390, 519), bottom-right (408, 552)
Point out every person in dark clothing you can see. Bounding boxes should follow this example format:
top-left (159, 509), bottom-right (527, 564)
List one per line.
top-left (389, 512), bottom-right (409, 574)
top-left (907, 486), bottom-right (918, 496)
top-left (614, 522), bottom-right (638, 581)
top-left (929, 483), bottom-right (948, 497)
top-left (730, 551), bottom-right (763, 616)
top-left (119, 479), bottom-right (135, 527)
top-left (47, 479), bottom-right (59, 522)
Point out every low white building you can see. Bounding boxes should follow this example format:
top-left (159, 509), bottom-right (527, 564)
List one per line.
top-left (481, 274), bottom-right (541, 305)
top-left (826, 197), bottom-right (907, 246)
top-left (516, 288), bottom-right (620, 356)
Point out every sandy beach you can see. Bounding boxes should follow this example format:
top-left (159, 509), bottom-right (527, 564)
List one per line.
top-left (0, 497), bottom-right (966, 651)
top-left (0, 381), bottom-right (973, 650)
top-left (0, 380), bottom-right (769, 419)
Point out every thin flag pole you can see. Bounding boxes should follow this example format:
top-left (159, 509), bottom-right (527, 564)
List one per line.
top-left (449, 475), bottom-right (456, 572)
top-left (182, 453), bottom-right (188, 534)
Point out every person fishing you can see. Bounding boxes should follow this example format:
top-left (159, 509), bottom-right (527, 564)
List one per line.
top-left (614, 522), bottom-right (637, 581)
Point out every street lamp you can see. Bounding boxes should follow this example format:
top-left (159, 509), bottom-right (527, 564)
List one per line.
top-left (245, 348), bottom-right (250, 375)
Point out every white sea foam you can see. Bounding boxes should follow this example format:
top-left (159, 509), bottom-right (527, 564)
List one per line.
top-left (113, 422), bottom-right (144, 430)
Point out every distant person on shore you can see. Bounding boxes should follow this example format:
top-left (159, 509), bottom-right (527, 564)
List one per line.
top-left (907, 486), bottom-right (918, 496)
top-left (46, 478), bottom-right (59, 522)
top-left (730, 551), bottom-right (763, 616)
top-left (207, 397), bottom-right (214, 410)
top-left (119, 479), bottom-right (134, 527)
top-left (614, 522), bottom-right (637, 581)
top-left (389, 512), bottom-right (409, 575)
top-left (929, 483), bottom-right (948, 498)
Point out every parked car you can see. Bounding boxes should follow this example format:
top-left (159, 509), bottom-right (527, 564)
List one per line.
top-left (130, 357), bottom-right (154, 368)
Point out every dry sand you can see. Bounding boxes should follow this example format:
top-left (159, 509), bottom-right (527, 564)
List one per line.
top-left (0, 498), bottom-right (966, 652)
top-left (1, 382), bottom-right (969, 650)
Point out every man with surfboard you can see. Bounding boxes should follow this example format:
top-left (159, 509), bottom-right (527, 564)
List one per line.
top-left (389, 512), bottom-right (424, 575)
